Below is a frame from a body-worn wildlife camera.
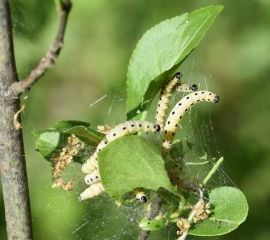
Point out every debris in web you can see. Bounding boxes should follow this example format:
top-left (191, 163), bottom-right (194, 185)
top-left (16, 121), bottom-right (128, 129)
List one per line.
top-left (52, 134), bottom-right (85, 190)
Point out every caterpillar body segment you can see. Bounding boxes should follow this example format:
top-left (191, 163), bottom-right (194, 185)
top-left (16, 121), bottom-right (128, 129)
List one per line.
top-left (84, 169), bottom-right (100, 185)
top-left (155, 72), bottom-right (198, 129)
top-left (81, 121), bottom-right (161, 174)
top-left (155, 72), bottom-right (182, 129)
top-left (162, 91), bottom-right (219, 152)
top-left (96, 140), bottom-right (107, 152)
top-left (176, 83), bottom-right (198, 93)
top-left (81, 152), bottom-right (98, 174)
top-left (105, 120), bottom-right (160, 142)
top-left (79, 183), bottom-right (105, 201)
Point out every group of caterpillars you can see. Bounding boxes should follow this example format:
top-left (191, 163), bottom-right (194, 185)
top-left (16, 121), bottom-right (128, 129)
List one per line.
top-left (79, 72), bottom-right (219, 201)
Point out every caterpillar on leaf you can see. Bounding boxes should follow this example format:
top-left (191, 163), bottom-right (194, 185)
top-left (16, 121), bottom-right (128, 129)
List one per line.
top-left (134, 189), bottom-right (148, 204)
top-left (79, 182), bottom-right (105, 201)
top-left (80, 121), bottom-right (161, 200)
top-left (84, 169), bottom-right (100, 185)
top-left (162, 91), bottom-right (219, 152)
top-left (81, 120), bottom-right (161, 174)
top-left (155, 72), bottom-right (198, 129)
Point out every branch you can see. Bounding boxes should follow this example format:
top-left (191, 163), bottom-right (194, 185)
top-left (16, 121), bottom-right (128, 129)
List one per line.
top-left (0, 0), bottom-right (32, 239)
top-left (138, 196), bottom-right (162, 240)
top-left (7, 0), bottom-right (72, 97)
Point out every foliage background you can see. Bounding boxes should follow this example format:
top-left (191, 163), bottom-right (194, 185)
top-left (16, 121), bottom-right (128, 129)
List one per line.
top-left (1, 0), bottom-right (269, 239)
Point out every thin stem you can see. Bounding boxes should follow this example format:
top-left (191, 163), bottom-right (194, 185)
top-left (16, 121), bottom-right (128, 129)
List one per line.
top-left (203, 157), bottom-right (224, 185)
top-left (185, 160), bottom-right (209, 166)
top-left (138, 196), bottom-right (162, 240)
top-left (7, 0), bottom-right (72, 97)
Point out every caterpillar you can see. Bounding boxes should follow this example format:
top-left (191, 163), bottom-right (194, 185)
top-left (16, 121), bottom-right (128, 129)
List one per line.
top-left (134, 190), bottom-right (148, 204)
top-left (81, 120), bottom-right (161, 174)
top-left (162, 91), bottom-right (219, 152)
top-left (176, 83), bottom-right (198, 93)
top-left (155, 72), bottom-right (198, 129)
top-left (84, 169), bottom-right (100, 185)
top-left (80, 121), bottom-right (161, 200)
top-left (79, 182), bottom-right (105, 201)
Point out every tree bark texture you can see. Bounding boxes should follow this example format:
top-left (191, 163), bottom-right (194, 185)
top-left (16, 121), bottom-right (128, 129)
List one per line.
top-left (0, 0), bottom-right (32, 239)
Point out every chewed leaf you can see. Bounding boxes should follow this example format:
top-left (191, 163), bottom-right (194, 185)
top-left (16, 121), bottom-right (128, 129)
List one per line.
top-left (190, 186), bottom-right (248, 236)
top-left (98, 135), bottom-right (176, 200)
top-left (127, 5), bottom-right (223, 118)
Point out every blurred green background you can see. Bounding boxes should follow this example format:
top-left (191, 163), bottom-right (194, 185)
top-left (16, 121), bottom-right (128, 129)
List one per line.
top-left (1, 0), bottom-right (270, 239)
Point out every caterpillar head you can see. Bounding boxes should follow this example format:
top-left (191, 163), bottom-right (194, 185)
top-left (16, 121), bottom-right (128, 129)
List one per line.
top-left (153, 123), bottom-right (161, 132)
top-left (213, 95), bottom-right (220, 103)
top-left (174, 72), bottom-right (183, 80)
top-left (140, 195), bottom-right (148, 204)
top-left (135, 191), bottom-right (148, 204)
top-left (190, 84), bottom-right (198, 92)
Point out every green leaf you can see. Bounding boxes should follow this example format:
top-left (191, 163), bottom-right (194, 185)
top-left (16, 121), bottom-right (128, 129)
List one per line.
top-left (65, 126), bottom-right (103, 145)
top-left (35, 131), bottom-right (61, 158)
top-left (34, 120), bottom-right (104, 162)
top-left (126, 5), bottom-right (223, 118)
top-left (190, 186), bottom-right (248, 236)
top-left (98, 135), bottom-right (176, 200)
top-left (53, 120), bottom-right (103, 144)
top-left (139, 217), bottom-right (166, 231)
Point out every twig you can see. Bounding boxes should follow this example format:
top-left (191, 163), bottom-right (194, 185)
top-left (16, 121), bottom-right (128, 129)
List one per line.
top-left (7, 0), bottom-right (72, 97)
top-left (138, 196), bottom-right (162, 240)
top-left (203, 157), bottom-right (224, 185)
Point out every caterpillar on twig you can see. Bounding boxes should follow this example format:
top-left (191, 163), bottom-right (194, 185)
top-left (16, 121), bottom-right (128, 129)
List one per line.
top-left (162, 91), bottom-right (219, 152)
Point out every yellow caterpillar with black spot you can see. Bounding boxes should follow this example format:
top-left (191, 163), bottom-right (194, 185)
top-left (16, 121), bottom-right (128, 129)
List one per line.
top-left (155, 72), bottom-right (197, 129)
top-left (82, 120), bottom-right (161, 174)
top-left (162, 91), bottom-right (219, 152)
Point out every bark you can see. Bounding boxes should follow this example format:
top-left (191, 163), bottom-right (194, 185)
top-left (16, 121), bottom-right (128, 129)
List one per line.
top-left (0, 0), bottom-right (32, 239)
